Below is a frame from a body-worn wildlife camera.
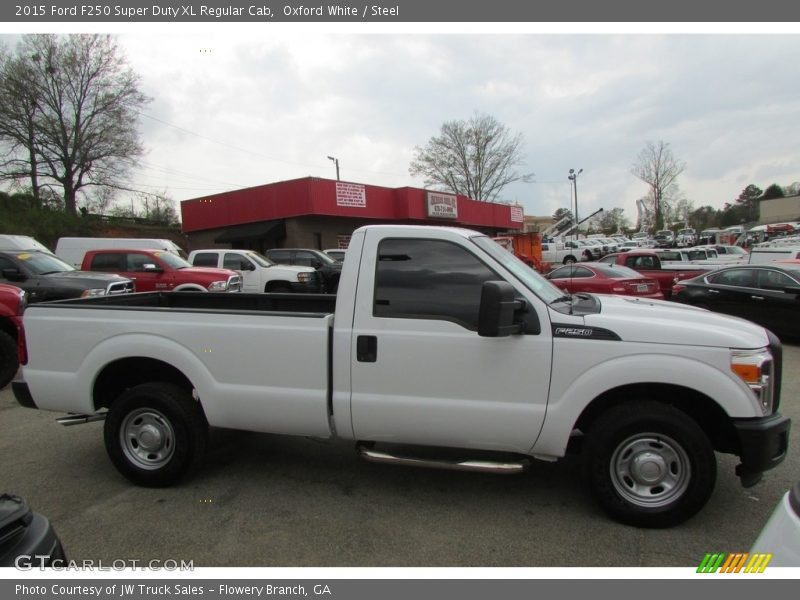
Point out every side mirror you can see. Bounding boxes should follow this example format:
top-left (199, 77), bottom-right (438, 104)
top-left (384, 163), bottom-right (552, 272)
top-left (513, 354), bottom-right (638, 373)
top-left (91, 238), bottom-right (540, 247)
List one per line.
top-left (784, 286), bottom-right (800, 295)
top-left (478, 281), bottom-right (525, 337)
top-left (1, 268), bottom-right (25, 281)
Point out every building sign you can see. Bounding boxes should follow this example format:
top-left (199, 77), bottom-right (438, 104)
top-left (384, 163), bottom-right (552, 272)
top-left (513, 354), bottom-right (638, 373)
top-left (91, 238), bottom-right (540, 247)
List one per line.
top-left (336, 182), bottom-right (367, 208)
top-left (427, 192), bottom-right (458, 219)
top-left (510, 205), bottom-right (524, 223)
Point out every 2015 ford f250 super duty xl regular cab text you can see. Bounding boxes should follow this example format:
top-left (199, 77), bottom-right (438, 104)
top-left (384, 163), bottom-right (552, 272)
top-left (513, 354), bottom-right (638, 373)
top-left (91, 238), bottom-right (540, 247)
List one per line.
top-left (12, 225), bottom-right (791, 528)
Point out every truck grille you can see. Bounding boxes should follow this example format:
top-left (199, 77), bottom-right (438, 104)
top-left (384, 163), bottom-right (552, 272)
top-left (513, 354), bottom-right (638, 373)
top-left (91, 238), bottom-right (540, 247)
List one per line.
top-left (227, 275), bottom-right (242, 293)
top-left (106, 280), bottom-right (135, 295)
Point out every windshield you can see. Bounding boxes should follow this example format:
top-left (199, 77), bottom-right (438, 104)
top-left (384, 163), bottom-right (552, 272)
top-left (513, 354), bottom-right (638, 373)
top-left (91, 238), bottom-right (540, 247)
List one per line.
top-left (247, 252), bottom-right (274, 267)
top-left (472, 236), bottom-right (565, 304)
top-left (154, 252), bottom-right (193, 269)
top-left (14, 252), bottom-right (74, 274)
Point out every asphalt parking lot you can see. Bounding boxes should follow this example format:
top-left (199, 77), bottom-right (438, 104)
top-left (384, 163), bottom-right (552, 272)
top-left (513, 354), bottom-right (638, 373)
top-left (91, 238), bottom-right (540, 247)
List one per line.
top-left (2, 345), bottom-right (798, 568)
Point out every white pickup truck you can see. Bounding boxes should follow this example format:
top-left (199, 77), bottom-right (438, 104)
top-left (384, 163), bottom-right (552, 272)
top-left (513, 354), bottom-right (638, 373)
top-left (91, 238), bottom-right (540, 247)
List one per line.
top-left (13, 225), bottom-right (790, 528)
top-left (187, 249), bottom-right (321, 293)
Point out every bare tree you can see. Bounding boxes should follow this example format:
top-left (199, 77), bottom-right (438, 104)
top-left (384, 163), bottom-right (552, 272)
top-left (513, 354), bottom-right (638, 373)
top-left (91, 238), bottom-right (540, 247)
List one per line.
top-left (0, 34), bottom-right (150, 215)
top-left (631, 141), bottom-right (685, 230)
top-left (409, 112), bottom-right (533, 202)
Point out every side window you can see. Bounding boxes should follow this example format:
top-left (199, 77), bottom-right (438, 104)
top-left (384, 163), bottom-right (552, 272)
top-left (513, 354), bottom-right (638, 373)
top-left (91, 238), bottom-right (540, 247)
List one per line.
top-left (572, 267), bottom-right (594, 278)
top-left (294, 252), bottom-right (317, 267)
top-left (223, 253), bottom-right (249, 270)
top-left (548, 266), bottom-right (574, 279)
top-left (126, 253), bottom-right (153, 272)
top-left (268, 250), bottom-right (292, 264)
top-left (373, 238), bottom-right (498, 331)
top-left (758, 270), bottom-right (795, 291)
top-left (193, 252), bottom-right (219, 268)
top-left (90, 253), bottom-right (125, 272)
top-left (708, 269), bottom-right (756, 288)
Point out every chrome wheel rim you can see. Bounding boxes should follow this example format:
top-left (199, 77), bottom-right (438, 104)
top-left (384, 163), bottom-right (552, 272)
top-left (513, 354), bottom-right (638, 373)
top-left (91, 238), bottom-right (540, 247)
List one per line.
top-left (120, 408), bottom-right (176, 470)
top-left (610, 433), bottom-right (691, 508)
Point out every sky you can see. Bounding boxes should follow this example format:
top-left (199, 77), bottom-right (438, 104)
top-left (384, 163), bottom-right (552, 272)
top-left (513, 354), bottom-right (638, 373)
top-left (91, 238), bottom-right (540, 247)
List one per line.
top-left (2, 28), bottom-right (800, 226)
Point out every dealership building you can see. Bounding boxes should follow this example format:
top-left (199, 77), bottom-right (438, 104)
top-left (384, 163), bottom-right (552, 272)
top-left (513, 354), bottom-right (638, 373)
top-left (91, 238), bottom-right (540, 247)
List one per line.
top-left (180, 177), bottom-right (524, 252)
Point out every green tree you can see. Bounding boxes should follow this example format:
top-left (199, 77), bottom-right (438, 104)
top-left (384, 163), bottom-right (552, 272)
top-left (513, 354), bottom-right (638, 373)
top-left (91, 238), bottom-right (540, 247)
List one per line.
top-left (597, 207), bottom-right (629, 234)
top-left (762, 183), bottom-right (785, 200)
top-left (552, 207), bottom-right (573, 223)
top-left (0, 34), bottom-right (150, 215)
top-left (410, 112), bottom-right (533, 201)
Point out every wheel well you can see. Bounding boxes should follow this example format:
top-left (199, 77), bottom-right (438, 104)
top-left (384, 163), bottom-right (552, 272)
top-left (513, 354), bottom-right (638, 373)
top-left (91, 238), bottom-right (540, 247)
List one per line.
top-left (93, 357), bottom-right (194, 411)
top-left (173, 284), bottom-right (206, 292)
top-left (571, 383), bottom-right (739, 455)
top-left (265, 280), bottom-right (291, 292)
top-left (0, 318), bottom-right (16, 342)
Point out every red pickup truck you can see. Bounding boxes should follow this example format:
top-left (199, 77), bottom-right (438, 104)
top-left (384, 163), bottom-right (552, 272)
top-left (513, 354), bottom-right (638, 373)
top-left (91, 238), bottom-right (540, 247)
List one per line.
top-left (0, 283), bottom-right (25, 389)
top-left (598, 251), bottom-right (710, 299)
top-left (82, 249), bottom-right (242, 293)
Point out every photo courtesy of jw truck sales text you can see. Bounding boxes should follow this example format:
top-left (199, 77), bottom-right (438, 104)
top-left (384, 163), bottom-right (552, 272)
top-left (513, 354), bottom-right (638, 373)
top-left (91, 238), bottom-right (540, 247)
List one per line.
top-left (13, 225), bottom-right (790, 529)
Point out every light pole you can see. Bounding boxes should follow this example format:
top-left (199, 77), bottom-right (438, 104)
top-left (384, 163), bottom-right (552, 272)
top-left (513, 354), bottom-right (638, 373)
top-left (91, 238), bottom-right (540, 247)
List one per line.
top-left (327, 156), bottom-right (340, 181)
top-left (568, 168), bottom-right (583, 238)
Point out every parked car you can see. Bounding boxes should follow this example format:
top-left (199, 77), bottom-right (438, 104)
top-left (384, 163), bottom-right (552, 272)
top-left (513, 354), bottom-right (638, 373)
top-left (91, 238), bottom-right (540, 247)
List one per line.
top-left (654, 230), bottom-right (676, 248)
top-left (324, 249), bottom-right (347, 262)
top-left (56, 236), bottom-right (186, 267)
top-left (598, 251), bottom-right (709, 299)
top-left (0, 250), bottom-right (134, 303)
top-left (265, 248), bottom-right (342, 293)
top-left (0, 493), bottom-right (66, 568)
top-left (0, 284), bottom-right (25, 389)
top-left (545, 263), bottom-right (663, 299)
top-left (672, 264), bottom-right (800, 339)
top-left (82, 249), bottom-right (241, 293)
top-left (750, 480), bottom-right (800, 567)
top-left (188, 249), bottom-right (321, 293)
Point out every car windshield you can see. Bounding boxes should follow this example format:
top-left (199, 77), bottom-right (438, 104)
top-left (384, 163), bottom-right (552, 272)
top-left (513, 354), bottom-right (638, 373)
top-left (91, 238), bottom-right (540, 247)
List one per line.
top-left (472, 236), bottom-right (564, 304)
top-left (246, 252), bottom-right (274, 267)
top-left (155, 252), bottom-right (193, 269)
top-left (14, 252), bottom-right (74, 275)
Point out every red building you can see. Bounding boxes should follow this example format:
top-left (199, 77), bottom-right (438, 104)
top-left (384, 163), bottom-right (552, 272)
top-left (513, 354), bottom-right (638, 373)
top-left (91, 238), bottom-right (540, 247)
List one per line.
top-left (180, 177), bottom-right (524, 252)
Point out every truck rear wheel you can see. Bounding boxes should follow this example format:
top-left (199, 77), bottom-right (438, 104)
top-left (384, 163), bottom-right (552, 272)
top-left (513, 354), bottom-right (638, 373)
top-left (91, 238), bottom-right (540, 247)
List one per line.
top-left (0, 329), bottom-right (18, 389)
top-left (563, 255), bottom-right (577, 265)
top-left (104, 383), bottom-right (208, 487)
top-left (582, 401), bottom-right (716, 528)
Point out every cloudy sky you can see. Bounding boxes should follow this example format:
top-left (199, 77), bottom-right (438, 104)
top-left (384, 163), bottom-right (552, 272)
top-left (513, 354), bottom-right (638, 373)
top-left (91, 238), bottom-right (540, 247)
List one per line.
top-left (3, 27), bottom-right (800, 225)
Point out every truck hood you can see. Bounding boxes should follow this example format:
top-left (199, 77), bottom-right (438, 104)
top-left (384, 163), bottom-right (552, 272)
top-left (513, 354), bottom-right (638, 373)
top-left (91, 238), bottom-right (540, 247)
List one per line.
top-left (581, 294), bottom-right (769, 349)
top-left (268, 264), bottom-right (315, 275)
top-left (45, 270), bottom-right (131, 284)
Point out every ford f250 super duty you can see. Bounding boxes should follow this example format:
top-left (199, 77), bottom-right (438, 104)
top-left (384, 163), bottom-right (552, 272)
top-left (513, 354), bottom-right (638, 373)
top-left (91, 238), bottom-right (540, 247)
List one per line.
top-left (13, 225), bottom-right (791, 528)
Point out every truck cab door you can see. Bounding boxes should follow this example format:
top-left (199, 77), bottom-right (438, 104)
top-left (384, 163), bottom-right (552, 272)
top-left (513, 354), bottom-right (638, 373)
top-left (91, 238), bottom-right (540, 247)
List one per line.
top-left (348, 233), bottom-right (552, 454)
top-left (223, 252), bottom-right (258, 293)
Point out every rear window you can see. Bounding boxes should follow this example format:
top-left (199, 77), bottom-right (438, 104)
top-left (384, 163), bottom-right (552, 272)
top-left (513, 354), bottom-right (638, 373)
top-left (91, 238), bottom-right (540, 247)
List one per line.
top-left (192, 253), bottom-right (219, 268)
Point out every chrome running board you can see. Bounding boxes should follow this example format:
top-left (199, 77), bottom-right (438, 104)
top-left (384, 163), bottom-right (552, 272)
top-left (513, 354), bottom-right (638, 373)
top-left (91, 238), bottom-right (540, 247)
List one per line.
top-left (56, 413), bottom-right (106, 426)
top-left (357, 443), bottom-right (528, 475)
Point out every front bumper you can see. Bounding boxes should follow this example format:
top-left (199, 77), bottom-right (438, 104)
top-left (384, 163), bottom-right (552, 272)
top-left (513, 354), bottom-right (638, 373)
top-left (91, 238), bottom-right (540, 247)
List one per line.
top-left (732, 413), bottom-right (791, 486)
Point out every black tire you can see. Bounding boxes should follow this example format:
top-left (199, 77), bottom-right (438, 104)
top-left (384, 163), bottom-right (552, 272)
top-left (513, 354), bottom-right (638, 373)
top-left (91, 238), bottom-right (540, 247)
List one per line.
top-left (104, 382), bottom-right (208, 487)
top-left (582, 401), bottom-right (716, 528)
top-left (563, 255), bottom-right (577, 265)
top-left (0, 329), bottom-right (18, 389)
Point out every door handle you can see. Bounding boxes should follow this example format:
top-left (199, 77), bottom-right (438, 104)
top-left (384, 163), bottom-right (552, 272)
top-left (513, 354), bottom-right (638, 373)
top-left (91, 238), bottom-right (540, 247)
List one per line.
top-left (751, 296), bottom-right (765, 301)
top-left (357, 335), bottom-right (377, 362)
top-left (708, 289), bottom-right (719, 294)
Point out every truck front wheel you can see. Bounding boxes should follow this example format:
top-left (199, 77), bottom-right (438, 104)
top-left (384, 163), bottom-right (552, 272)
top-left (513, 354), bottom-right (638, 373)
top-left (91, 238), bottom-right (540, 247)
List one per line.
top-left (104, 383), bottom-right (208, 487)
top-left (582, 401), bottom-right (716, 528)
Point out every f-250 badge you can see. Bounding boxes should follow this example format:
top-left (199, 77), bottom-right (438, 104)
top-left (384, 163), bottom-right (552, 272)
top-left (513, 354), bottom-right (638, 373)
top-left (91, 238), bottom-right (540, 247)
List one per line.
top-left (552, 324), bottom-right (621, 340)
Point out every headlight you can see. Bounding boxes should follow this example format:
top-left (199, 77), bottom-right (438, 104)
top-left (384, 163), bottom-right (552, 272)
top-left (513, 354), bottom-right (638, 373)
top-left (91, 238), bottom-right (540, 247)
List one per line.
top-left (297, 272), bottom-right (314, 283)
top-left (731, 348), bottom-right (774, 415)
top-left (207, 280), bottom-right (228, 292)
top-left (80, 288), bottom-right (107, 298)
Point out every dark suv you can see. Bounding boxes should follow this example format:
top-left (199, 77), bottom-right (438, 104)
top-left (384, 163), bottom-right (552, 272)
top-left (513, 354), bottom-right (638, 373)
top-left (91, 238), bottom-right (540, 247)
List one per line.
top-left (264, 248), bottom-right (342, 293)
top-left (0, 250), bottom-right (134, 302)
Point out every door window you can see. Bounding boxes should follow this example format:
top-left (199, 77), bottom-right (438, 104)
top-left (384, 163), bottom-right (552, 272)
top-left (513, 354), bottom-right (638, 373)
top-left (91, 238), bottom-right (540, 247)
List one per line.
top-left (373, 239), bottom-right (498, 331)
top-left (223, 253), bottom-right (251, 270)
top-left (90, 253), bottom-right (125, 271)
top-left (192, 253), bottom-right (219, 268)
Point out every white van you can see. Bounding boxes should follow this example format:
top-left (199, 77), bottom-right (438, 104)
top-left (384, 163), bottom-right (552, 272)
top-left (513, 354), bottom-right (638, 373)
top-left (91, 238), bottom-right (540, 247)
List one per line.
top-left (0, 234), bottom-right (54, 255)
top-left (748, 246), bottom-right (800, 264)
top-left (55, 237), bottom-right (186, 268)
